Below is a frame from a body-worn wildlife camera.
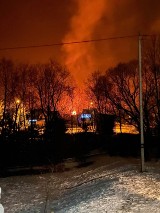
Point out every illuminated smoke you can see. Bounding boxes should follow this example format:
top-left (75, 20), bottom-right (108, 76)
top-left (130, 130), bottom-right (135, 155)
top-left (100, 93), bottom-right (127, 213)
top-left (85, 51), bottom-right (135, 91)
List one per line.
top-left (62, 0), bottom-right (160, 86)
top-left (62, 0), bottom-right (107, 85)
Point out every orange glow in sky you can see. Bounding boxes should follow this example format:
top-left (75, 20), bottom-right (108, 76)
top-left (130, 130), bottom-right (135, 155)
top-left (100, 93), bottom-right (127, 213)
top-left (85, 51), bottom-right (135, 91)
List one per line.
top-left (62, 0), bottom-right (106, 85)
top-left (0, 0), bottom-right (160, 87)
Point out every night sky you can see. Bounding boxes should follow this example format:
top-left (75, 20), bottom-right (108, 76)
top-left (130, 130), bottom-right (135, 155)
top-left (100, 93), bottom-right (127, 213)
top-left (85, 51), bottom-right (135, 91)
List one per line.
top-left (0, 0), bottom-right (160, 85)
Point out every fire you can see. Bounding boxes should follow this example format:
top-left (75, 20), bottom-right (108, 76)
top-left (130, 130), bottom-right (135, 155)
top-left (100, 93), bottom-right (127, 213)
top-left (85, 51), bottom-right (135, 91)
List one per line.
top-left (71, 110), bottom-right (77, 115)
top-left (71, 87), bottom-right (89, 113)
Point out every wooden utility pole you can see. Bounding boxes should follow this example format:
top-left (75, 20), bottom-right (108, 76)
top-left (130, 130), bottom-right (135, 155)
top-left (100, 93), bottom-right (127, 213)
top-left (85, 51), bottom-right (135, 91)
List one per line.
top-left (139, 34), bottom-right (145, 172)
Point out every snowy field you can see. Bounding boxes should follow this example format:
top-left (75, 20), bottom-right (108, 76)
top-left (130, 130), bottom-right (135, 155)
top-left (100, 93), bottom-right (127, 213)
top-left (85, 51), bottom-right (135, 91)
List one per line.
top-left (1, 155), bottom-right (160, 213)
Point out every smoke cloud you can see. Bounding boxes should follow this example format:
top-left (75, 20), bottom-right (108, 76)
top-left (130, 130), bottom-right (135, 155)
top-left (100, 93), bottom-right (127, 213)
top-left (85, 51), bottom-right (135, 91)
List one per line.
top-left (62, 0), bottom-right (107, 85)
top-left (62, 0), bottom-right (160, 85)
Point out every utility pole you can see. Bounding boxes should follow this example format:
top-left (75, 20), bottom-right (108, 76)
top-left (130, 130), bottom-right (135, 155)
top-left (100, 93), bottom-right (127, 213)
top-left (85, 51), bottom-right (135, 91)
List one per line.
top-left (139, 34), bottom-right (145, 172)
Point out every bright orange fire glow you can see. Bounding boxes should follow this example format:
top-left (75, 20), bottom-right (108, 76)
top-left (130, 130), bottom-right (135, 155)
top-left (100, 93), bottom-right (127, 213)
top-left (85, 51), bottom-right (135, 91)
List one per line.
top-left (71, 110), bottom-right (77, 115)
top-left (62, 0), bottom-right (107, 86)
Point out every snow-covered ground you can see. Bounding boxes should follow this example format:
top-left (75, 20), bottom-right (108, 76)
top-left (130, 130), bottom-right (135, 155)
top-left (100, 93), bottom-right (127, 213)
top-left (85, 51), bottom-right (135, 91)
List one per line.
top-left (1, 155), bottom-right (160, 213)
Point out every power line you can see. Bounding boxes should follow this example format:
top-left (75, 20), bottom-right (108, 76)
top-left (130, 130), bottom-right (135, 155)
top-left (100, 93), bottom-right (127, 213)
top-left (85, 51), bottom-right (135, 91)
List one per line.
top-left (0, 34), bottom-right (140, 51)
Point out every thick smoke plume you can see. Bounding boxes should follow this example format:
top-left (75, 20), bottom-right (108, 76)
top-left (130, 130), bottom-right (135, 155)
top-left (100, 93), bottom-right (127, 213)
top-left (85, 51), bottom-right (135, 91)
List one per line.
top-left (62, 0), bottom-right (160, 85)
top-left (62, 0), bottom-right (107, 85)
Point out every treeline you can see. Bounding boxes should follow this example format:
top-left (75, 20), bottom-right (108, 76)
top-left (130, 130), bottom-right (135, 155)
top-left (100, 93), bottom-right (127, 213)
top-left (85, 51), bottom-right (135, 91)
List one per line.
top-left (1, 36), bottom-right (160, 138)
top-left (0, 58), bottom-right (75, 175)
top-left (0, 37), bottom-right (160, 175)
top-left (0, 58), bottom-right (74, 139)
top-left (87, 36), bottom-right (160, 136)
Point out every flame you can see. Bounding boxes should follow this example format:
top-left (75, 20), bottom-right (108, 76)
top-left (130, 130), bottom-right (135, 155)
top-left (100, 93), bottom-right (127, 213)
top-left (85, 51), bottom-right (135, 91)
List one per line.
top-left (62, 0), bottom-right (106, 85)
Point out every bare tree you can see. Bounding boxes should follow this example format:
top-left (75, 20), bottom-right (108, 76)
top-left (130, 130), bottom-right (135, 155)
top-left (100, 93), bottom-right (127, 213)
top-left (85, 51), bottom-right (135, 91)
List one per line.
top-left (33, 60), bottom-right (73, 124)
top-left (144, 36), bottom-right (160, 133)
top-left (87, 60), bottom-right (157, 134)
top-left (107, 61), bottom-right (140, 131)
top-left (0, 58), bottom-right (19, 134)
top-left (87, 71), bottom-right (111, 114)
top-left (16, 63), bottom-right (30, 129)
